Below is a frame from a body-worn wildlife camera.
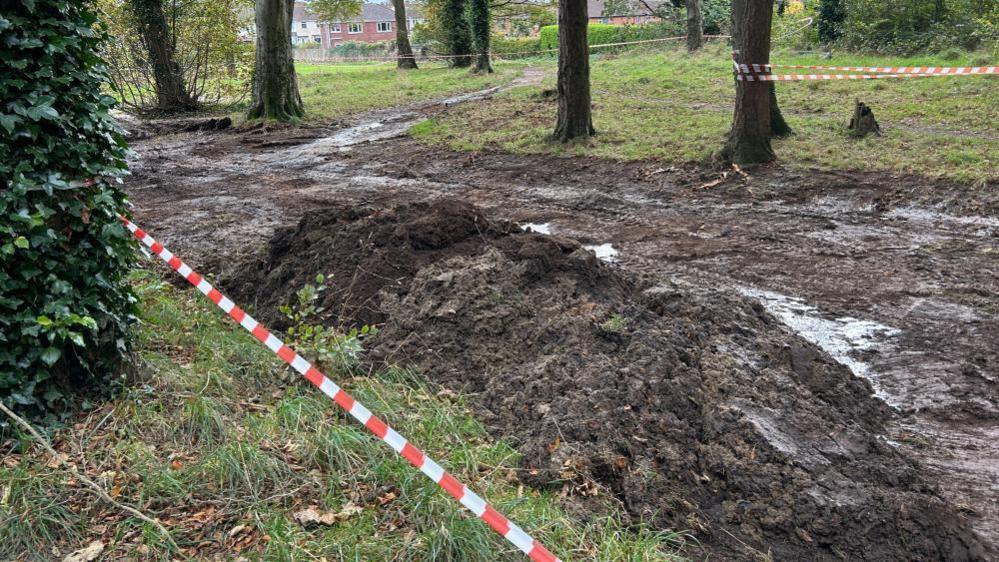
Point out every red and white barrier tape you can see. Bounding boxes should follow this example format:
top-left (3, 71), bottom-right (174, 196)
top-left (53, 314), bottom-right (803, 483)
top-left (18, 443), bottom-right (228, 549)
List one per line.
top-left (297, 35), bottom-right (731, 65)
top-left (739, 63), bottom-right (997, 75)
top-left (735, 71), bottom-right (993, 81)
top-left (120, 216), bottom-right (560, 562)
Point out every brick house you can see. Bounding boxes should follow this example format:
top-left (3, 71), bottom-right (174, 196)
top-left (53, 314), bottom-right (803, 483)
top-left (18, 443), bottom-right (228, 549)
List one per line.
top-left (318, 3), bottom-right (425, 47)
top-left (586, 0), bottom-right (667, 25)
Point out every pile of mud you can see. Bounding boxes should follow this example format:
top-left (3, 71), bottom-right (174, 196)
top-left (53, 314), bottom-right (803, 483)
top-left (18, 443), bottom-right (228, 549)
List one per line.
top-left (224, 200), bottom-right (985, 560)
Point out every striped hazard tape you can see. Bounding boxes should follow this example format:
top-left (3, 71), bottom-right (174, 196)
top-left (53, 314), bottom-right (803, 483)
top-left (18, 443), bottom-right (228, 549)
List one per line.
top-left (120, 216), bottom-right (560, 562)
top-left (734, 62), bottom-right (997, 81)
top-left (739, 63), bottom-right (998, 75)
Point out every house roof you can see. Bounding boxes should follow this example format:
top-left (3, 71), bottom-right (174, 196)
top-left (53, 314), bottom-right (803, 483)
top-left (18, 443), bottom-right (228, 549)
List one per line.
top-left (586, 0), bottom-right (669, 18)
top-left (298, 1), bottom-right (423, 23)
top-left (293, 2), bottom-right (319, 22)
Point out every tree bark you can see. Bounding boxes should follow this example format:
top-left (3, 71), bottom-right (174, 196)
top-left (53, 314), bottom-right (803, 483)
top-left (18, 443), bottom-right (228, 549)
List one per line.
top-left (769, 82), bottom-right (793, 137)
top-left (686, 0), bottom-right (703, 52)
top-left (442, 0), bottom-right (473, 67)
top-left (247, 0), bottom-right (304, 121)
top-left (392, 0), bottom-right (418, 69)
top-left (553, 0), bottom-right (594, 141)
top-left (471, 0), bottom-right (493, 73)
top-left (723, 0), bottom-right (776, 163)
top-left (130, 0), bottom-right (195, 111)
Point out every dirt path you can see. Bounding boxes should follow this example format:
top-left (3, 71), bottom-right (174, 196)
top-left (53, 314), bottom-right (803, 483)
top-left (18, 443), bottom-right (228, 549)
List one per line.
top-left (123, 99), bottom-right (998, 552)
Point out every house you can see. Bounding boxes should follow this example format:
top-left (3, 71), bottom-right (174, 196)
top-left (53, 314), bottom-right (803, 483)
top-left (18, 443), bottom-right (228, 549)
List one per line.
top-left (586, 0), bottom-right (667, 25)
top-left (318, 3), bottom-right (425, 47)
top-left (292, 3), bottom-right (323, 45)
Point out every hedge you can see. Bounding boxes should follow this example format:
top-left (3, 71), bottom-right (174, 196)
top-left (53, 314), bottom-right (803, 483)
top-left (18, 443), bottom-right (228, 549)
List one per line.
top-left (539, 22), bottom-right (685, 52)
top-left (1, 0), bottom-right (135, 426)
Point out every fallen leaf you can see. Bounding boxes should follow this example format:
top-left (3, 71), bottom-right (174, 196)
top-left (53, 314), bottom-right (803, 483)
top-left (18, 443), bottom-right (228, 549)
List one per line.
top-left (46, 451), bottom-right (69, 468)
top-left (170, 459), bottom-right (183, 470)
top-left (292, 503), bottom-right (363, 528)
top-left (62, 540), bottom-right (104, 562)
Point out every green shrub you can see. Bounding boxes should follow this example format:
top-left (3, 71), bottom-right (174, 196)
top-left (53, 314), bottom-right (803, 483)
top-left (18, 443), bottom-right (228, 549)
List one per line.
top-left (490, 35), bottom-right (540, 55)
top-left (539, 22), bottom-right (684, 52)
top-left (838, 0), bottom-right (997, 54)
top-left (0, 0), bottom-right (135, 426)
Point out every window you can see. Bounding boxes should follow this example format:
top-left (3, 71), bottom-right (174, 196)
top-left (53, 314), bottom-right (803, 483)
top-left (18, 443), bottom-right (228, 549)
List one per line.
top-left (330, 23), bottom-right (341, 33)
top-left (314, 37), bottom-right (321, 43)
top-left (377, 21), bottom-right (392, 32)
top-left (348, 23), bottom-right (362, 33)
top-left (301, 22), bottom-right (307, 28)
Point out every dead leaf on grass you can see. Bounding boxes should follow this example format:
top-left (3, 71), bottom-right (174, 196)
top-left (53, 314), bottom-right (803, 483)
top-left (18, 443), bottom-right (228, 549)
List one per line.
top-left (62, 540), bottom-right (104, 562)
top-left (292, 503), bottom-right (363, 528)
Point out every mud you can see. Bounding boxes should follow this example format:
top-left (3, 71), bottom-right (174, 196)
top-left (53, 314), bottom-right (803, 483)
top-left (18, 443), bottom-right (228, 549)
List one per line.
top-left (224, 200), bottom-right (984, 560)
top-left (122, 93), bottom-right (998, 557)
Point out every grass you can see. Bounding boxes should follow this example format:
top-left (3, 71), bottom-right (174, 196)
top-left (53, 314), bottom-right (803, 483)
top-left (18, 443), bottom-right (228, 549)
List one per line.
top-left (296, 62), bottom-right (525, 121)
top-left (411, 43), bottom-right (998, 184)
top-left (0, 267), bottom-right (688, 560)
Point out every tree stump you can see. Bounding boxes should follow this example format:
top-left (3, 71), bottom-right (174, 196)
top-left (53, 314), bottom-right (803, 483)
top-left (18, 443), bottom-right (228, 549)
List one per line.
top-left (849, 99), bottom-right (881, 137)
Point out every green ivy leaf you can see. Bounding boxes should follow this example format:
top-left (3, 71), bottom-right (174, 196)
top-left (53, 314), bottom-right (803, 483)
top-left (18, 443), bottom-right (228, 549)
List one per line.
top-left (40, 347), bottom-right (61, 366)
top-left (14, 236), bottom-right (29, 249)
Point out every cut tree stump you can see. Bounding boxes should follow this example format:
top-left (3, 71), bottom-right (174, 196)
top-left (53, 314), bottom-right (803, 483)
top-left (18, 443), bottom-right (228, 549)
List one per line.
top-left (849, 99), bottom-right (881, 137)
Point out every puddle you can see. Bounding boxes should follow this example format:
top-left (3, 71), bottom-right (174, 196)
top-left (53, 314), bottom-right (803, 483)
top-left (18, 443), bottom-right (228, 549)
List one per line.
top-left (738, 287), bottom-right (901, 406)
top-left (886, 207), bottom-right (999, 230)
top-left (521, 222), bottom-right (552, 234)
top-left (584, 243), bottom-right (620, 263)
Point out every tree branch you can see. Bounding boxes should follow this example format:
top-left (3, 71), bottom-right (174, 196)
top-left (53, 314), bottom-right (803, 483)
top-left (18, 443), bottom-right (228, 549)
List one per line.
top-left (0, 402), bottom-right (182, 555)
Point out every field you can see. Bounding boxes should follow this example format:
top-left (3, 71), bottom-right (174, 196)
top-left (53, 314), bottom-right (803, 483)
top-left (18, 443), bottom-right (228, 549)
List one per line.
top-left (414, 43), bottom-right (998, 183)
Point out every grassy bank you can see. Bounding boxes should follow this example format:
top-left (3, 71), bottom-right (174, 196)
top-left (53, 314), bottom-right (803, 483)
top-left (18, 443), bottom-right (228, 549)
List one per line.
top-left (0, 268), bottom-right (685, 560)
top-left (412, 44), bottom-right (997, 183)
top-left (296, 62), bottom-right (524, 121)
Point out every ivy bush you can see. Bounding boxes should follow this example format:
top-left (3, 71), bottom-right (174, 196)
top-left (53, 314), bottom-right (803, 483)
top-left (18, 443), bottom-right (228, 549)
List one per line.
top-left (1, 0), bottom-right (135, 426)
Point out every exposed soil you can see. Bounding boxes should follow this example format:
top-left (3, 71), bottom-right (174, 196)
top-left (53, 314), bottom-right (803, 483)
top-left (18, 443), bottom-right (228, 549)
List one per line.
top-left (122, 94), bottom-right (998, 559)
top-left (225, 199), bottom-right (983, 560)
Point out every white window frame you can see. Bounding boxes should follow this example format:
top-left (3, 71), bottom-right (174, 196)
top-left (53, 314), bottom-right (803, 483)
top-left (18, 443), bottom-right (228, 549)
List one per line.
top-left (348, 22), bottom-right (363, 33)
top-left (377, 21), bottom-right (392, 32)
top-left (330, 23), bottom-right (341, 33)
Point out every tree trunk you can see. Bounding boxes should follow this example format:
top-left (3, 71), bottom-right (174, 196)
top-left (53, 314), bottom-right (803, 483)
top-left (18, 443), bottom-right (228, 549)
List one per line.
top-left (723, 0), bottom-right (776, 164)
top-left (247, 0), bottom-right (304, 121)
top-left (471, 0), bottom-right (493, 73)
top-left (442, 0), bottom-right (473, 68)
top-left (553, 0), bottom-right (594, 141)
top-left (130, 0), bottom-right (195, 111)
top-left (392, 0), bottom-right (418, 69)
top-left (769, 82), bottom-right (792, 137)
top-left (686, 0), bottom-right (704, 52)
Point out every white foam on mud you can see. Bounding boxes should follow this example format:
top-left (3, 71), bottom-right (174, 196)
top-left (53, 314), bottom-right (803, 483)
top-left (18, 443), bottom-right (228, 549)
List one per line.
top-left (521, 222), bottom-right (552, 234)
top-left (738, 287), bottom-right (901, 406)
top-left (584, 243), bottom-right (619, 263)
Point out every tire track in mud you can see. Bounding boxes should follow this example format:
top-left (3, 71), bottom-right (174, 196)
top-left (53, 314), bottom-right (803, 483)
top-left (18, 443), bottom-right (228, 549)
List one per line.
top-left (124, 108), bottom-right (999, 549)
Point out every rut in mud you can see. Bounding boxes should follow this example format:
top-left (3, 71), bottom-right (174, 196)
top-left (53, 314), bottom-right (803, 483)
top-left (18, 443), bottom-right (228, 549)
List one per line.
top-left (222, 200), bottom-right (985, 561)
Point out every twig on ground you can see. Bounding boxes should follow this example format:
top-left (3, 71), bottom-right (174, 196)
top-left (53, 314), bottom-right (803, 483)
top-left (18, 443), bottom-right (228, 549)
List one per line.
top-left (0, 401), bottom-right (183, 555)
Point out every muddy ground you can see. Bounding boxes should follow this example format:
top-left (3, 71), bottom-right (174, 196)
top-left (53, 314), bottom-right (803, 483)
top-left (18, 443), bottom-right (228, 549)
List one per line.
top-left (123, 91), bottom-right (997, 559)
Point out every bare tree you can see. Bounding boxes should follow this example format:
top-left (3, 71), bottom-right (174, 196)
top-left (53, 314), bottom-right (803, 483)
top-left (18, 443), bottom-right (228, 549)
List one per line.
top-left (686, 0), bottom-right (704, 52)
top-left (722, 0), bottom-right (781, 163)
top-left (471, 0), bottom-right (493, 73)
top-left (247, 0), bottom-right (304, 121)
top-left (392, 0), bottom-right (418, 69)
top-left (553, 0), bottom-right (593, 141)
top-left (130, 0), bottom-right (196, 111)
